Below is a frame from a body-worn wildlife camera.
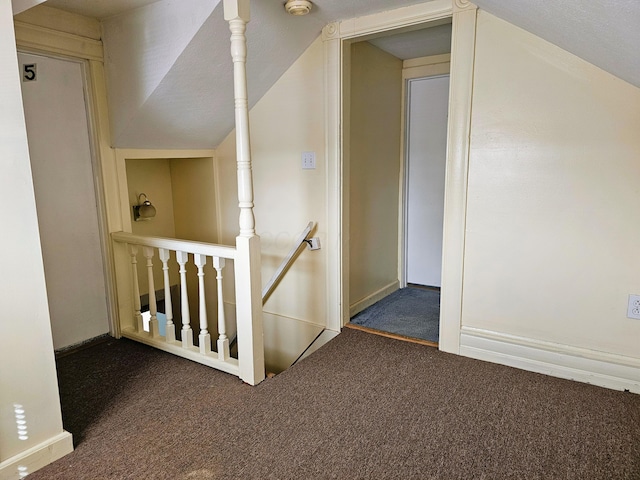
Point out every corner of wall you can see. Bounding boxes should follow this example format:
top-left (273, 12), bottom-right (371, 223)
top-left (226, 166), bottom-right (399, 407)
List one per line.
top-left (0, 432), bottom-right (73, 479)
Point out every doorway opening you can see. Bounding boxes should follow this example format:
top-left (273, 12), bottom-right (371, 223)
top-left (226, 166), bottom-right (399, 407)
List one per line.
top-left (344, 20), bottom-right (452, 345)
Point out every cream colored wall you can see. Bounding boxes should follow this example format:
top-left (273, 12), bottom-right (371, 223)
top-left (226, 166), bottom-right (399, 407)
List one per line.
top-left (170, 156), bottom-right (220, 336)
top-left (126, 159), bottom-right (177, 238)
top-left (462, 11), bottom-right (640, 359)
top-left (348, 41), bottom-right (403, 309)
top-left (0, 0), bottom-right (72, 472)
top-left (125, 158), bottom-right (176, 298)
top-left (217, 38), bottom-right (327, 335)
top-left (170, 157), bottom-right (218, 243)
top-left (126, 158), bottom-right (176, 295)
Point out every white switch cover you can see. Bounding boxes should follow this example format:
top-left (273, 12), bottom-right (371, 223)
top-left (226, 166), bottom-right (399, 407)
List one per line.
top-left (302, 151), bottom-right (316, 169)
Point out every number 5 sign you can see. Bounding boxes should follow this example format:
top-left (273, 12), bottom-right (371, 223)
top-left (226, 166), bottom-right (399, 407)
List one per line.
top-left (23, 63), bottom-right (37, 82)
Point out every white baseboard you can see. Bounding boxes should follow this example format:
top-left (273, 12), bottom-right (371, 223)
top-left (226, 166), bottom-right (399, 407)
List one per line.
top-left (460, 327), bottom-right (640, 394)
top-left (0, 431), bottom-right (73, 479)
top-left (349, 281), bottom-right (399, 317)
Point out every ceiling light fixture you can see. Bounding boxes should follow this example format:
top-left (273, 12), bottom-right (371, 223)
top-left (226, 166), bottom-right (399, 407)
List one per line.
top-left (285, 0), bottom-right (312, 16)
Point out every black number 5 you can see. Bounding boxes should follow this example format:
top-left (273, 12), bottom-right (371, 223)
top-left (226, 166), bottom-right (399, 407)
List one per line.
top-left (23, 64), bottom-right (37, 82)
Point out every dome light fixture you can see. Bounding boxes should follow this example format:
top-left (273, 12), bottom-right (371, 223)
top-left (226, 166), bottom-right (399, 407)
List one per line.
top-left (285, 0), bottom-right (312, 16)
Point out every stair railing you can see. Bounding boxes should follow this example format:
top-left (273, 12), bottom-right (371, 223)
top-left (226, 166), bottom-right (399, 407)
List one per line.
top-left (112, 232), bottom-right (266, 384)
top-left (262, 221), bottom-right (315, 304)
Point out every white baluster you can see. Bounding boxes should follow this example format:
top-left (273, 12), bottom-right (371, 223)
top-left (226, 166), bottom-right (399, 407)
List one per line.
top-left (158, 248), bottom-right (175, 343)
top-left (143, 246), bottom-right (159, 337)
top-left (213, 257), bottom-right (229, 361)
top-left (194, 254), bottom-right (211, 355)
top-left (176, 251), bottom-right (193, 348)
top-left (129, 245), bottom-right (143, 333)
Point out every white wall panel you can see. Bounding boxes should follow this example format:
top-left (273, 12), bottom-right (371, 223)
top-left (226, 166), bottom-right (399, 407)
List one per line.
top-left (462, 12), bottom-right (640, 359)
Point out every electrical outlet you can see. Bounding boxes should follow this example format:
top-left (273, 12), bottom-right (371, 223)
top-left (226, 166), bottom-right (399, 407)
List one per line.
top-left (307, 237), bottom-right (321, 250)
top-left (302, 151), bottom-right (316, 169)
top-left (627, 294), bottom-right (640, 319)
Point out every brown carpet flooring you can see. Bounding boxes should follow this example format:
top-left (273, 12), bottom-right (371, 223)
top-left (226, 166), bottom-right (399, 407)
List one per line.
top-left (30, 329), bottom-right (640, 479)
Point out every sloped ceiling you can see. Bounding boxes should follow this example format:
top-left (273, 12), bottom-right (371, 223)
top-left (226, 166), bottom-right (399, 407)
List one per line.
top-left (102, 0), bottom-right (320, 148)
top-left (44, 0), bottom-right (160, 19)
top-left (472, 0), bottom-right (640, 90)
top-left (100, 0), bottom-right (432, 149)
top-left (40, 0), bottom-right (640, 149)
top-left (11, 0), bottom-right (46, 15)
top-left (369, 23), bottom-right (452, 60)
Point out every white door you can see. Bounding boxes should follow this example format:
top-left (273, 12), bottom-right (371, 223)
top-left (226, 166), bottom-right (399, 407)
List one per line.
top-left (405, 75), bottom-right (450, 287)
top-left (19, 52), bottom-right (110, 350)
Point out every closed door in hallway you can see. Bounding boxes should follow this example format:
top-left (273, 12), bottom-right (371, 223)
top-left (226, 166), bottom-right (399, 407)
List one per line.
top-left (19, 52), bottom-right (110, 349)
top-left (405, 74), bottom-right (450, 287)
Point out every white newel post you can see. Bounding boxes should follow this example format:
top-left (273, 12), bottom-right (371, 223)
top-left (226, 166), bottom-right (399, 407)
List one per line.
top-left (224, 0), bottom-right (265, 385)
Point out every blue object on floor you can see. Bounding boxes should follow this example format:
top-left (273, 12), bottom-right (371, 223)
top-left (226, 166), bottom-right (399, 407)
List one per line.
top-left (350, 287), bottom-right (440, 343)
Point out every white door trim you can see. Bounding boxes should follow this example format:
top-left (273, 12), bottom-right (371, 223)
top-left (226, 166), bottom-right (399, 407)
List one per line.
top-left (322, 0), bottom-right (478, 354)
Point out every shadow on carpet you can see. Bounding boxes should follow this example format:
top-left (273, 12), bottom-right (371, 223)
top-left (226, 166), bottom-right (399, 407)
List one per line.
top-left (350, 286), bottom-right (440, 343)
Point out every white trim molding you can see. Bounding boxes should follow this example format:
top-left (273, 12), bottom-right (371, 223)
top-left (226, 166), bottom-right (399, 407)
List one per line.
top-left (453, 0), bottom-right (476, 13)
top-left (438, 2), bottom-right (477, 354)
top-left (322, 25), bottom-right (344, 331)
top-left (0, 432), bottom-right (73, 479)
top-left (14, 21), bottom-right (103, 61)
top-left (338, 0), bottom-right (452, 40)
top-left (460, 327), bottom-right (640, 393)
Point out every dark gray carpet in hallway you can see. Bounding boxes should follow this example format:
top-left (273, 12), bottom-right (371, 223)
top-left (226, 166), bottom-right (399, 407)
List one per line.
top-left (29, 330), bottom-right (640, 479)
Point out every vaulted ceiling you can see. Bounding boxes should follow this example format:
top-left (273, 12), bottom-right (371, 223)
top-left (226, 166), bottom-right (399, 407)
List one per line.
top-left (473, 0), bottom-right (640, 93)
top-left (23, 0), bottom-right (640, 149)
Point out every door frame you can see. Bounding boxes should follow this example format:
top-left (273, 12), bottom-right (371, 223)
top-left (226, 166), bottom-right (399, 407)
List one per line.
top-left (15, 18), bottom-right (121, 339)
top-left (322, 0), bottom-right (478, 354)
top-left (401, 61), bottom-right (450, 289)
